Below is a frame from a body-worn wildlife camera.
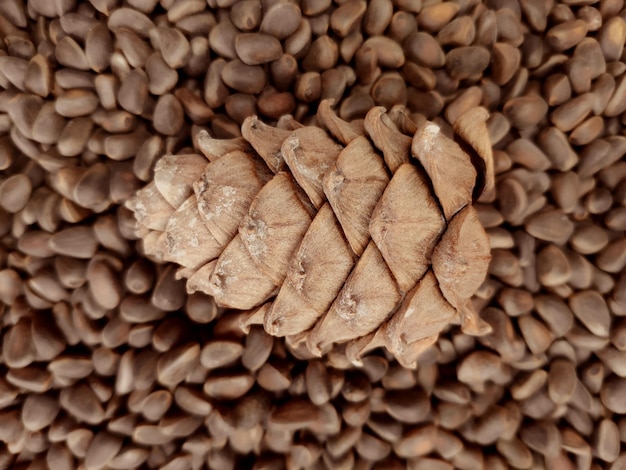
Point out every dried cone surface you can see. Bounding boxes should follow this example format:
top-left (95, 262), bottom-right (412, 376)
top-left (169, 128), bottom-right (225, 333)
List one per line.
top-left (128, 102), bottom-right (493, 367)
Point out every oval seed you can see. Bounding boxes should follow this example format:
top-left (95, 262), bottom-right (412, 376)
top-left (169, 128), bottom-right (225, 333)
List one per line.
top-left (601, 376), bottom-right (626, 413)
top-left (594, 419), bottom-right (621, 462)
top-left (405, 32), bottom-right (445, 68)
top-left (445, 46), bottom-right (491, 80)
top-left (303, 35), bottom-right (339, 72)
top-left (153, 94), bottom-right (185, 136)
top-left (518, 315), bottom-right (553, 355)
top-left (88, 259), bottom-right (122, 311)
top-left (0, 174), bottom-right (31, 213)
top-left (362, 36), bottom-right (405, 69)
top-left (543, 73), bottom-right (571, 106)
top-left (363, 0), bottom-right (393, 36)
top-left (49, 356), bottom-right (94, 380)
top-left (231, 0), bottom-right (262, 31)
top-left (569, 290), bottom-right (611, 338)
top-left (570, 224), bottom-right (609, 254)
top-left (142, 390), bottom-right (172, 421)
top-left (491, 43), bottom-right (521, 85)
top-left (157, 343), bottom-right (200, 387)
top-left (49, 226), bottom-right (98, 259)
top-left (84, 432), bottom-right (123, 470)
top-left (221, 60), bottom-right (266, 95)
top-left (418, 2), bottom-right (460, 32)
top-left (598, 16), bottom-right (626, 61)
top-left (546, 20), bottom-right (588, 51)
top-left (536, 244), bottom-right (571, 287)
top-left (54, 90), bottom-right (99, 118)
top-left (200, 340), bottom-right (243, 369)
top-left (85, 22), bottom-right (113, 73)
top-left (260, 2), bottom-right (302, 39)
top-left (8, 93), bottom-right (43, 139)
top-left (108, 7), bottom-right (154, 36)
top-left (371, 73), bottom-right (407, 109)
top-left (330, 0), bottom-right (367, 38)
top-left (154, 27), bottom-right (191, 69)
top-left (60, 383), bottom-right (105, 425)
top-left (551, 93), bottom-right (594, 132)
top-left (597, 238), bottom-right (626, 273)
top-left (208, 21), bottom-right (237, 60)
top-left (520, 421), bottom-right (562, 457)
top-left (145, 53), bottom-right (178, 96)
top-left (0, 269), bottom-right (23, 305)
top-left (57, 118), bottom-right (94, 157)
top-left (118, 70), bottom-right (149, 115)
top-left (438, 16), bottom-right (474, 47)
top-left (257, 89), bottom-right (295, 120)
top-left (548, 358), bottom-right (577, 405)
top-left (389, 11), bottom-right (417, 43)
top-left (3, 318), bottom-right (34, 368)
top-left (115, 28), bottom-right (152, 68)
top-left (241, 326), bottom-right (273, 371)
top-left (204, 373), bottom-right (255, 400)
top-left (72, 162), bottom-right (110, 210)
top-left (55, 36), bottom-right (89, 70)
top-left (525, 209), bottom-right (574, 244)
top-left (235, 33), bottom-right (282, 66)
top-left (503, 95), bottom-right (548, 130)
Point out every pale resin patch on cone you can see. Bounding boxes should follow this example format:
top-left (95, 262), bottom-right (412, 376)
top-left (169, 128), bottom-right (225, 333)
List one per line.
top-left (129, 102), bottom-right (495, 367)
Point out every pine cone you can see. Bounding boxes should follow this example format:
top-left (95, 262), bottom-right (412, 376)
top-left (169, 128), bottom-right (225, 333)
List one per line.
top-left (127, 101), bottom-right (495, 367)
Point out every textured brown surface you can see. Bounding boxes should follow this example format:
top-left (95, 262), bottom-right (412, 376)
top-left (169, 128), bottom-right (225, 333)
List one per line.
top-left (0, 0), bottom-right (625, 469)
top-left (128, 103), bottom-right (493, 367)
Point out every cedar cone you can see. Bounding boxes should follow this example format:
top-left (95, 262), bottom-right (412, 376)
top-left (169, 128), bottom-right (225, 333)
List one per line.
top-left (127, 101), bottom-right (495, 368)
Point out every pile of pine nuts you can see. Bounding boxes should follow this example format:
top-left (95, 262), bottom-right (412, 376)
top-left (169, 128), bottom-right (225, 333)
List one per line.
top-left (0, 0), bottom-right (625, 468)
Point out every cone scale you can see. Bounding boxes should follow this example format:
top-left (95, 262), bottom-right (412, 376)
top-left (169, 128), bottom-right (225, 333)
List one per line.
top-left (127, 102), bottom-right (494, 368)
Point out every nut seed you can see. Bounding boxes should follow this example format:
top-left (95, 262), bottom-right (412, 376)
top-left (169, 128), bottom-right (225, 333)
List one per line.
top-left (418, 3), bottom-right (460, 32)
top-left (503, 94), bottom-right (548, 130)
top-left (570, 290), bottom-right (611, 337)
top-left (303, 35), bottom-right (339, 72)
top-left (152, 94), bottom-right (184, 136)
top-left (546, 20), bottom-right (588, 51)
top-left (260, 2), bottom-right (302, 40)
top-left (55, 90), bottom-right (99, 118)
top-left (446, 46), bottom-right (491, 81)
top-left (330, 1), bottom-right (366, 38)
top-left (235, 33), bottom-right (282, 66)
top-left (598, 16), bottom-right (626, 61)
top-left (221, 59), bottom-right (266, 95)
top-left (405, 32), bottom-right (445, 69)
